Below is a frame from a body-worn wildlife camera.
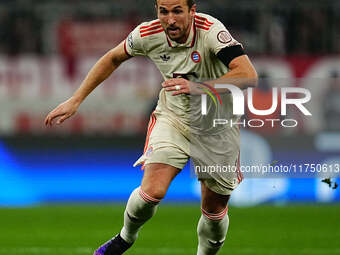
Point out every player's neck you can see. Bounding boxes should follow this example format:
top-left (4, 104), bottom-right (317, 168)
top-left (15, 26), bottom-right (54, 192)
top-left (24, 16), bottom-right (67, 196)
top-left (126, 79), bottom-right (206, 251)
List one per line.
top-left (175, 19), bottom-right (193, 44)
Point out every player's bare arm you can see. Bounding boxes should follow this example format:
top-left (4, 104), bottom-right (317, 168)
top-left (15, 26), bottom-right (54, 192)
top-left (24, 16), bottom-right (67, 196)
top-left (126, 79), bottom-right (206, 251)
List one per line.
top-left (44, 41), bottom-right (131, 126)
top-left (162, 54), bottom-right (258, 96)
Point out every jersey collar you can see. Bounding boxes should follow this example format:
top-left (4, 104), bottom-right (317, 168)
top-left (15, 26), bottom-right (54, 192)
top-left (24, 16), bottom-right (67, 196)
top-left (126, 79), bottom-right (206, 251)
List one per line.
top-left (166, 19), bottom-right (196, 48)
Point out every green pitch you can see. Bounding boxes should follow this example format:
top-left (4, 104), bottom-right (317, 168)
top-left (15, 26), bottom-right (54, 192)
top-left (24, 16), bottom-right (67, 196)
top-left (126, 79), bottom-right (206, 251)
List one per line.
top-left (0, 204), bottom-right (339, 255)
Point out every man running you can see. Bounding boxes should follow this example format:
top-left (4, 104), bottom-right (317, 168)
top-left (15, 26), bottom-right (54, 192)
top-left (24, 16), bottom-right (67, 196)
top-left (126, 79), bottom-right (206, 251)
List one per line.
top-left (45, 0), bottom-right (258, 254)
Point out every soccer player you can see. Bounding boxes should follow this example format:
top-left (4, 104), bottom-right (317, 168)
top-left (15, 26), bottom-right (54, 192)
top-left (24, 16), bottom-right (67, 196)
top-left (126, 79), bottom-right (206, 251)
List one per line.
top-left (44, 0), bottom-right (258, 254)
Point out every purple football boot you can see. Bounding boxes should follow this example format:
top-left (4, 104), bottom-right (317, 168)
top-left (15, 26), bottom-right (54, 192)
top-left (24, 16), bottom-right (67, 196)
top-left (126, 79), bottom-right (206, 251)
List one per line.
top-left (93, 234), bottom-right (133, 255)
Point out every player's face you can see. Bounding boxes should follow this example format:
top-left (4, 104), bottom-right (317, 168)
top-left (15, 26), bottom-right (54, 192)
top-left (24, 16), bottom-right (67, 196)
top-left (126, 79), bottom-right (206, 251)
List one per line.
top-left (156, 0), bottom-right (196, 43)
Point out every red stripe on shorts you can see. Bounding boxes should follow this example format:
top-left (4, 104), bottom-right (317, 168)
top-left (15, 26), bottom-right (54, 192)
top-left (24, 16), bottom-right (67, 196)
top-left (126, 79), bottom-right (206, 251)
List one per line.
top-left (236, 152), bottom-right (243, 183)
top-left (143, 112), bottom-right (156, 154)
top-left (141, 112), bottom-right (157, 170)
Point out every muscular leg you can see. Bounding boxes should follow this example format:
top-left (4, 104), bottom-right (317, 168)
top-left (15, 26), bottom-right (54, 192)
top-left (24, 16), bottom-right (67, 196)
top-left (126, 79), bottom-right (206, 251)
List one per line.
top-left (197, 181), bottom-right (230, 255)
top-left (120, 163), bottom-right (180, 243)
top-left (141, 163), bottom-right (180, 199)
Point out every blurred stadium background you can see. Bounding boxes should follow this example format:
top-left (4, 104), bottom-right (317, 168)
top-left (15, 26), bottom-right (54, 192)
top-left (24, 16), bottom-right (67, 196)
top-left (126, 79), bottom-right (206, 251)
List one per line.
top-left (0, 0), bottom-right (340, 254)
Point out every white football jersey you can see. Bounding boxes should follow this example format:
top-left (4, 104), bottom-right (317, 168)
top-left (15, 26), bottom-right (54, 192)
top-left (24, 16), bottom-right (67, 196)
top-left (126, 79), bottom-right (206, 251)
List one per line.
top-left (125, 13), bottom-right (242, 134)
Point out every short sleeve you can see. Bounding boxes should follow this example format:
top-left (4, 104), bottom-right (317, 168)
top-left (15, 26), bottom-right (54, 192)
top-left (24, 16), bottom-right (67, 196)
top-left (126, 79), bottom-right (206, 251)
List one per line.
top-left (125, 25), bottom-right (146, 57)
top-left (206, 21), bottom-right (242, 56)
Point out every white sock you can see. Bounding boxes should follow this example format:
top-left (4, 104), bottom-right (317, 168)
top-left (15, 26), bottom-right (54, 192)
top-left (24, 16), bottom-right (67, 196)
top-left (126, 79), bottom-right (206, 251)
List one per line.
top-left (120, 187), bottom-right (160, 243)
top-left (197, 207), bottom-right (229, 255)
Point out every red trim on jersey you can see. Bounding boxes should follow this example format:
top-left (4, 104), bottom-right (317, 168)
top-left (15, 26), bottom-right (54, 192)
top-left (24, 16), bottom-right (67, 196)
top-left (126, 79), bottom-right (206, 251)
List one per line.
top-left (123, 40), bottom-right (132, 57)
top-left (195, 15), bottom-right (214, 25)
top-left (166, 36), bottom-right (173, 47)
top-left (195, 25), bottom-right (210, 30)
top-left (140, 24), bottom-right (163, 33)
top-left (190, 21), bottom-right (196, 47)
top-left (236, 151), bottom-right (243, 183)
top-left (194, 19), bottom-right (213, 27)
top-left (141, 28), bottom-right (164, 37)
top-left (140, 21), bottom-right (161, 29)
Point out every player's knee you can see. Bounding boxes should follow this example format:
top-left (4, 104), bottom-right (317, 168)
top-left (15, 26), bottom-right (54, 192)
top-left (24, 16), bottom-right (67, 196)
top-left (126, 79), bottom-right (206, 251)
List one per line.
top-left (201, 205), bottom-right (227, 215)
top-left (141, 185), bottom-right (167, 200)
top-left (201, 182), bottom-right (230, 212)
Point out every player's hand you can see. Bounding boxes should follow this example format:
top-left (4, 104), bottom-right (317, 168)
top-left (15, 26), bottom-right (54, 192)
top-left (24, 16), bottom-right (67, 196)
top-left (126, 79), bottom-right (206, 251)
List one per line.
top-left (44, 97), bottom-right (81, 127)
top-left (162, 78), bottom-right (204, 96)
